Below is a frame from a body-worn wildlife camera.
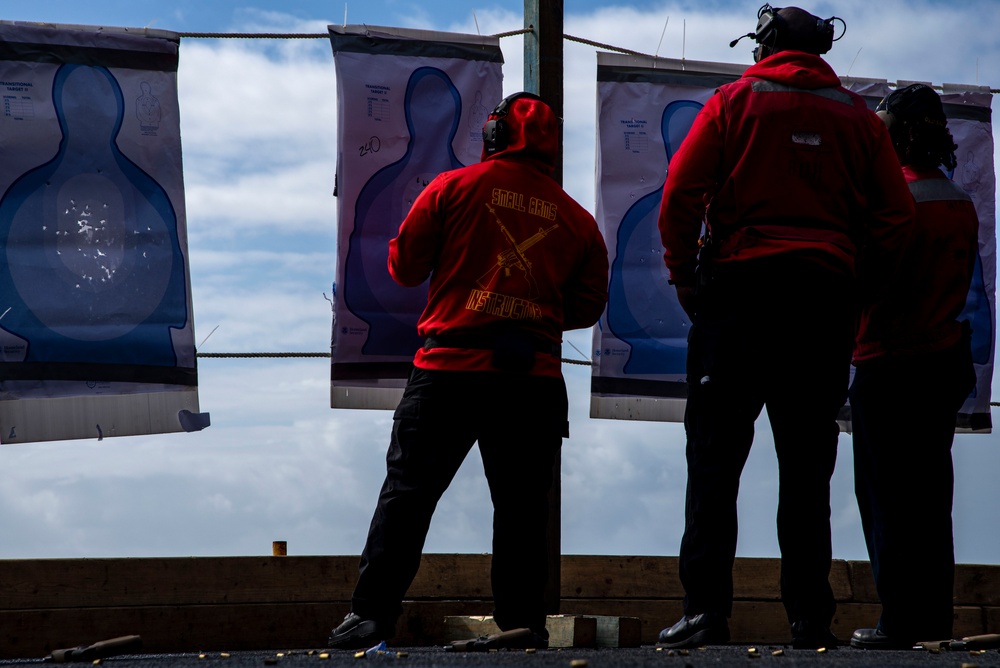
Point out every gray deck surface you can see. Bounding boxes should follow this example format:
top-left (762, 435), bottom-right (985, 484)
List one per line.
top-left (2, 644), bottom-right (997, 668)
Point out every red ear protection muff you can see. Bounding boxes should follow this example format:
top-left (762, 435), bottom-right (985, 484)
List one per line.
top-left (482, 92), bottom-right (543, 155)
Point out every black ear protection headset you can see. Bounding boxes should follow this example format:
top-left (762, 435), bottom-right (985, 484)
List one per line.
top-left (875, 83), bottom-right (947, 132)
top-left (730, 4), bottom-right (844, 62)
top-left (482, 91), bottom-right (543, 155)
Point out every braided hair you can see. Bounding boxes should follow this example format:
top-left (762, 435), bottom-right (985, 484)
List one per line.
top-left (878, 83), bottom-right (958, 171)
top-left (889, 116), bottom-right (958, 172)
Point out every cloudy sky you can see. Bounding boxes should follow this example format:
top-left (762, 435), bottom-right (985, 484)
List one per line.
top-left (1, 0), bottom-right (999, 569)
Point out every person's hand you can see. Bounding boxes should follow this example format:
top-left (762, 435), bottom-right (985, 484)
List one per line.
top-left (675, 284), bottom-right (697, 320)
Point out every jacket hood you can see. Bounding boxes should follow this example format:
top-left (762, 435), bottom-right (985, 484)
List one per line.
top-left (480, 95), bottom-right (560, 171)
top-left (745, 50), bottom-right (841, 89)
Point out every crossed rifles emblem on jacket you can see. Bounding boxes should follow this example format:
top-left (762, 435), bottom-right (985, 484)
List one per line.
top-left (477, 203), bottom-right (559, 300)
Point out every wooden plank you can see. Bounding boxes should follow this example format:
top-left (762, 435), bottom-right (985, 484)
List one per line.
top-left (731, 600), bottom-right (805, 646)
top-left (408, 553), bottom-right (492, 598)
top-left (832, 601), bottom-right (888, 644)
top-left (592, 615), bottom-right (642, 648)
top-left (731, 558), bottom-right (854, 601)
top-left (849, 561), bottom-right (1000, 608)
top-left (560, 555), bottom-right (684, 599)
top-left (836, 604), bottom-right (985, 642)
top-left (564, 600), bottom-right (797, 645)
top-left (560, 599), bottom-right (682, 645)
top-left (946, 606), bottom-right (984, 639)
top-left (395, 601), bottom-right (496, 646)
top-left (441, 615), bottom-right (499, 641)
top-left (955, 564), bottom-right (1000, 606)
top-left (549, 616), bottom-right (597, 649)
top-left (0, 602), bottom-right (347, 660)
top-left (828, 559), bottom-right (855, 600)
top-left (4, 554), bottom-right (984, 610)
top-left (5, 555), bottom-right (996, 601)
top-left (442, 615), bottom-right (596, 648)
top-left (0, 554), bottom-right (499, 609)
top-left (559, 556), bottom-right (852, 601)
top-left (984, 605), bottom-right (1000, 633)
top-left (0, 600), bottom-right (496, 660)
top-left (0, 556), bottom-right (361, 609)
top-left (846, 560), bottom-right (878, 603)
top-left (731, 558), bottom-right (782, 601)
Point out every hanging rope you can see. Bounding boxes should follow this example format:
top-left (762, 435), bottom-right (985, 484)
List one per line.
top-left (195, 351), bottom-right (594, 365)
top-left (177, 32), bottom-right (328, 39)
top-left (176, 28), bottom-right (529, 40)
top-left (197, 352), bottom-right (329, 358)
top-left (564, 33), bottom-right (652, 58)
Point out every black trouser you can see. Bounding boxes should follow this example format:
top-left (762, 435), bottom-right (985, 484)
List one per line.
top-left (679, 258), bottom-right (853, 629)
top-left (350, 367), bottom-right (568, 635)
top-left (850, 337), bottom-right (975, 640)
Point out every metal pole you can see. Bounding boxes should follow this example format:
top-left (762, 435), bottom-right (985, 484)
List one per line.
top-left (524, 0), bottom-right (564, 616)
top-left (524, 0), bottom-right (564, 184)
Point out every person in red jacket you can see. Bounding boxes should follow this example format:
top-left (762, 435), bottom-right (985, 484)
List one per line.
top-left (655, 4), bottom-right (915, 650)
top-left (327, 92), bottom-right (609, 650)
top-left (849, 84), bottom-right (978, 650)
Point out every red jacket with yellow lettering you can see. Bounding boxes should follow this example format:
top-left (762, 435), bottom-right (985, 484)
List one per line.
top-left (388, 95), bottom-right (609, 377)
top-left (853, 165), bottom-right (979, 363)
top-left (658, 50), bottom-right (914, 287)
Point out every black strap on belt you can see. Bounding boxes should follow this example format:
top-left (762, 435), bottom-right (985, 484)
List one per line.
top-left (424, 333), bottom-right (561, 358)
